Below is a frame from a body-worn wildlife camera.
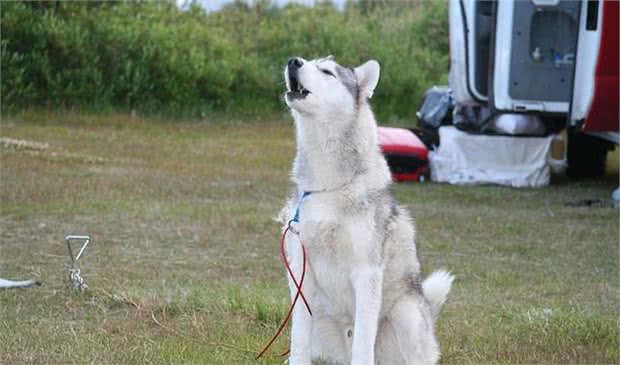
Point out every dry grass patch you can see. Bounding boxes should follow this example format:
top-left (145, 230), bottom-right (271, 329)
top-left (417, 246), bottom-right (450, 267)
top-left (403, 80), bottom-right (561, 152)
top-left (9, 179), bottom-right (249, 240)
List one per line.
top-left (1, 112), bottom-right (618, 364)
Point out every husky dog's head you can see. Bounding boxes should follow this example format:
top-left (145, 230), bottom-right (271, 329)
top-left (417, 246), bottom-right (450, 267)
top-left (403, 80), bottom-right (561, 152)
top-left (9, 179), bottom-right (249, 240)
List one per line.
top-left (284, 56), bottom-right (380, 119)
top-left (283, 56), bottom-right (390, 191)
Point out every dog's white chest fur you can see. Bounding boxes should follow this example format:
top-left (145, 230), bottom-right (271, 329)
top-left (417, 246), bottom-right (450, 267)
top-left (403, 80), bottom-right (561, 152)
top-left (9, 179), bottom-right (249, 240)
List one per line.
top-left (305, 214), bottom-right (357, 317)
top-left (309, 240), bottom-right (356, 319)
top-left (293, 195), bottom-right (355, 315)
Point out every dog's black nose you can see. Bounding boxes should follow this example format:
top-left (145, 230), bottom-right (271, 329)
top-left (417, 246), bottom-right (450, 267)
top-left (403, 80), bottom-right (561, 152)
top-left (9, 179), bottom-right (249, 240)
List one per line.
top-left (288, 57), bottom-right (303, 69)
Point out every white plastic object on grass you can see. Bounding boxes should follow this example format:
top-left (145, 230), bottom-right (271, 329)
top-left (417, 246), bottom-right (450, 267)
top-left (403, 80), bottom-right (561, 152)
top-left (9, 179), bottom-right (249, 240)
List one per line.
top-left (0, 278), bottom-right (40, 289)
top-left (612, 188), bottom-right (620, 207)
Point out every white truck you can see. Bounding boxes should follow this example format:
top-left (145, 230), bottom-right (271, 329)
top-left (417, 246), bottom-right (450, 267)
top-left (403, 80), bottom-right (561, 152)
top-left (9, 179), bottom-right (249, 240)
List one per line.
top-left (449, 0), bottom-right (618, 177)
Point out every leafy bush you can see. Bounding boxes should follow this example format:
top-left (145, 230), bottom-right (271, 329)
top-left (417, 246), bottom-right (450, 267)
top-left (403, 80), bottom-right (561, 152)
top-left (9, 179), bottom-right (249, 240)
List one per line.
top-left (1, 1), bottom-right (448, 120)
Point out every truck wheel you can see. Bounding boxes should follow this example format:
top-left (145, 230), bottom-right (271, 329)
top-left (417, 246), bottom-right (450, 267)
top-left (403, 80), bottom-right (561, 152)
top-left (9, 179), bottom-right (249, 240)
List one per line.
top-left (567, 128), bottom-right (610, 178)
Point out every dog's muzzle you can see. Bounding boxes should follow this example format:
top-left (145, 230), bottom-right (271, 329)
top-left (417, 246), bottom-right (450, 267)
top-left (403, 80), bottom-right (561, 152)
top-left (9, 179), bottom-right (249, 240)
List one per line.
top-left (286, 57), bottom-right (310, 100)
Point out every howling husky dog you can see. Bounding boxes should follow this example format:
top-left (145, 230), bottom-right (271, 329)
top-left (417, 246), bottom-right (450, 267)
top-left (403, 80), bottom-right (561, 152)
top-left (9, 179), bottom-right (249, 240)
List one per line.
top-left (278, 56), bottom-right (454, 365)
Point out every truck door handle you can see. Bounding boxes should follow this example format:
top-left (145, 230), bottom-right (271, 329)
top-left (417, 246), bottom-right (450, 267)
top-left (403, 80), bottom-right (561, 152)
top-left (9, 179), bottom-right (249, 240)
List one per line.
top-left (586, 0), bottom-right (599, 31)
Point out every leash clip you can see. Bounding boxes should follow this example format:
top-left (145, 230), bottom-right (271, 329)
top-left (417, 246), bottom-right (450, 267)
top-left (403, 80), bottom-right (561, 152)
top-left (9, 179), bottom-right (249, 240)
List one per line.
top-left (287, 220), bottom-right (300, 235)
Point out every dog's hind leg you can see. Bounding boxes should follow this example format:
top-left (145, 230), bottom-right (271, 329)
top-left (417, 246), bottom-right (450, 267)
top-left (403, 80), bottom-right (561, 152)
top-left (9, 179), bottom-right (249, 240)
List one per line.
top-left (310, 312), bottom-right (351, 365)
top-left (375, 296), bottom-right (440, 365)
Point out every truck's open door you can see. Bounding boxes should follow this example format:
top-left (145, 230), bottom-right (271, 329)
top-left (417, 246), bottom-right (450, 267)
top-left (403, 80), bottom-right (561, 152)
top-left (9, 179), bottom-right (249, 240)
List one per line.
top-left (491, 0), bottom-right (580, 114)
top-left (449, 0), bottom-right (493, 105)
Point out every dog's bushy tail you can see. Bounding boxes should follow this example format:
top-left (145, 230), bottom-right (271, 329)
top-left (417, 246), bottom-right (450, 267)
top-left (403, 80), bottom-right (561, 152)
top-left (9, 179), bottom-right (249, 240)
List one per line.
top-left (422, 270), bottom-right (454, 319)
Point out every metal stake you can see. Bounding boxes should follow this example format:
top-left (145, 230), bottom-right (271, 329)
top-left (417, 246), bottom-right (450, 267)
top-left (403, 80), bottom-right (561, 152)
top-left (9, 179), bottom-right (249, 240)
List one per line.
top-left (65, 235), bottom-right (90, 291)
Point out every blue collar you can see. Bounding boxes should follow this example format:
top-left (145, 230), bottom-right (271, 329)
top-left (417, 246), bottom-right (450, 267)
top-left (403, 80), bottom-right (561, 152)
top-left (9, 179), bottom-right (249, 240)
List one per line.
top-left (291, 191), bottom-right (312, 223)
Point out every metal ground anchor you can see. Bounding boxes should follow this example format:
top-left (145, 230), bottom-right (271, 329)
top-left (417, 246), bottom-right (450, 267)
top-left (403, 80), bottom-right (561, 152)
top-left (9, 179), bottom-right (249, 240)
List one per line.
top-left (65, 235), bottom-right (90, 292)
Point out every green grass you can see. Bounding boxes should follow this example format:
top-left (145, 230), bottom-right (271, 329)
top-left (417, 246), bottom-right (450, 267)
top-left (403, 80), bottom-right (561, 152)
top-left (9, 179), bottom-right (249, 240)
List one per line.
top-left (1, 112), bottom-right (618, 364)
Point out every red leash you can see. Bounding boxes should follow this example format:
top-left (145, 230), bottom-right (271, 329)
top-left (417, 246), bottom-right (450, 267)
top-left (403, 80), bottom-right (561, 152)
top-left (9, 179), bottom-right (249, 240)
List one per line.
top-left (256, 223), bottom-right (312, 359)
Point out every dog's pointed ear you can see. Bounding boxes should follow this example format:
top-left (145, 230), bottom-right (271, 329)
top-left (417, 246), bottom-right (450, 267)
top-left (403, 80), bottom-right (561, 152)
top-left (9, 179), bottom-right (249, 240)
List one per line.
top-left (354, 60), bottom-right (380, 99)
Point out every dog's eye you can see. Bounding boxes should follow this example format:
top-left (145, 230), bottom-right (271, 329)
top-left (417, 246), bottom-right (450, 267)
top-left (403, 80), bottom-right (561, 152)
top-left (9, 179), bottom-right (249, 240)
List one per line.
top-left (321, 69), bottom-right (336, 78)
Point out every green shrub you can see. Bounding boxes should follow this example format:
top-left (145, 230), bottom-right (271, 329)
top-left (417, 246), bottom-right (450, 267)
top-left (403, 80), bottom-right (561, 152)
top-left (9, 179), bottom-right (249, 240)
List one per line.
top-left (1, 1), bottom-right (448, 120)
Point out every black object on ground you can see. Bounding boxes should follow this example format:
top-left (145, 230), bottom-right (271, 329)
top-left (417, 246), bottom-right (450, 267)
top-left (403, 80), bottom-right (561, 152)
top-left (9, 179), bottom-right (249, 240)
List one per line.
top-left (564, 199), bottom-right (617, 208)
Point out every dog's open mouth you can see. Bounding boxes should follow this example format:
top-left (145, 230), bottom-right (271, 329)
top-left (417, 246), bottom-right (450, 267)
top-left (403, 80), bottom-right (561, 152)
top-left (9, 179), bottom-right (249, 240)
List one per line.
top-left (286, 70), bottom-right (310, 100)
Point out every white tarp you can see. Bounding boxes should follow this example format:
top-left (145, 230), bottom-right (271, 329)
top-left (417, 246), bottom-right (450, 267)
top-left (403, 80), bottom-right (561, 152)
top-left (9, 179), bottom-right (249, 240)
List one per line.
top-left (429, 126), bottom-right (553, 187)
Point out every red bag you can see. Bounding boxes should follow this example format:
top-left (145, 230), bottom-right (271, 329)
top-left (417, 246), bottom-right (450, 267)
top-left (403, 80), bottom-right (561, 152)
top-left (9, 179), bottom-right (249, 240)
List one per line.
top-left (377, 127), bottom-right (429, 182)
